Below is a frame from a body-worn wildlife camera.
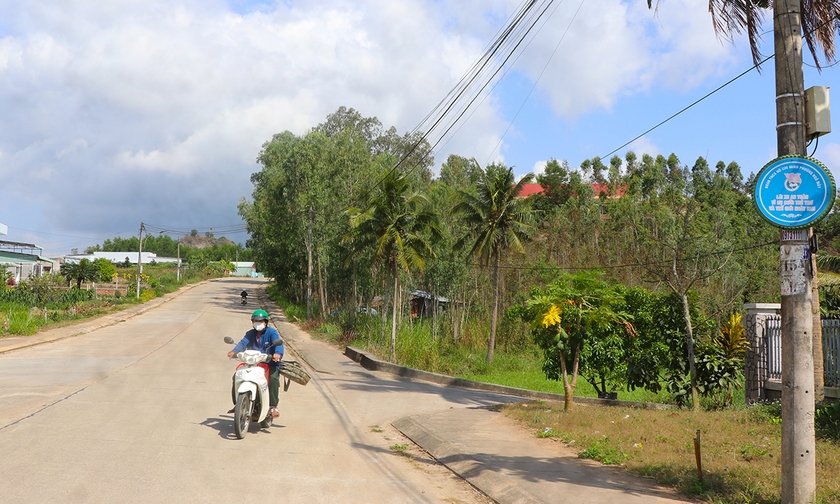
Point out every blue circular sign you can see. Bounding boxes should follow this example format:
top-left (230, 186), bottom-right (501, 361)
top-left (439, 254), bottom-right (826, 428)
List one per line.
top-left (753, 156), bottom-right (835, 228)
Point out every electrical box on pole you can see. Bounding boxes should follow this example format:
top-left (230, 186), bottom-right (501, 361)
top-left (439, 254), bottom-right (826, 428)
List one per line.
top-left (805, 86), bottom-right (831, 140)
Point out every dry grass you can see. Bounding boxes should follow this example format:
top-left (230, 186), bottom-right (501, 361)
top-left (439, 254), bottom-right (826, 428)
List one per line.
top-left (502, 401), bottom-right (840, 504)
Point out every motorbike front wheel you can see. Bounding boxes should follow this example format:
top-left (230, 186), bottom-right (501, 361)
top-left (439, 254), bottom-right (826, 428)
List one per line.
top-left (234, 393), bottom-right (252, 439)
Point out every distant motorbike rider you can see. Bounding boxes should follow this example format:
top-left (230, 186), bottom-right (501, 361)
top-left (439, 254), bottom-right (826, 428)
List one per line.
top-left (240, 290), bottom-right (248, 302)
top-left (227, 309), bottom-right (284, 418)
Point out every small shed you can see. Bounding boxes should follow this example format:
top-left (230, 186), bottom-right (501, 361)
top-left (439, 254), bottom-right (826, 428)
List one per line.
top-left (231, 261), bottom-right (257, 277)
top-left (409, 290), bottom-right (449, 318)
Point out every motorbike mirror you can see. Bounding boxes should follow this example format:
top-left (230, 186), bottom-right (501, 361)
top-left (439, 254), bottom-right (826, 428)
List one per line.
top-left (223, 336), bottom-right (235, 344)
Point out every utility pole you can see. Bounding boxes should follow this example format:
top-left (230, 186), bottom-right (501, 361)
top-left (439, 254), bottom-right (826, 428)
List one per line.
top-left (136, 222), bottom-right (145, 298)
top-left (774, 0), bottom-right (815, 501)
top-left (176, 237), bottom-right (181, 283)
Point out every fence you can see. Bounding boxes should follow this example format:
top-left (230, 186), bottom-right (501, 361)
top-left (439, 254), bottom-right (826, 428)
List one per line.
top-left (764, 315), bottom-right (840, 388)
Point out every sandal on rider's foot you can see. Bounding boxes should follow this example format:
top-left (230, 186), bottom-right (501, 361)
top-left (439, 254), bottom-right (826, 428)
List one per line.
top-left (271, 407), bottom-right (279, 418)
top-left (227, 408), bottom-right (235, 414)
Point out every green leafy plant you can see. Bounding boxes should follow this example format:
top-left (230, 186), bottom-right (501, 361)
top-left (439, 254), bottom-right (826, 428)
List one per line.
top-left (815, 401), bottom-right (840, 441)
top-left (579, 437), bottom-right (628, 465)
top-left (667, 314), bottom-right (746, 410)
top-left (390, 444), bottom-right (409, 457)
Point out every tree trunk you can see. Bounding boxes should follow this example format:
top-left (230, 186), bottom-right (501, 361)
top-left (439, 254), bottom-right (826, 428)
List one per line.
top-left (306, 207), bottom-right (313, 319)
top-left (432, 282), bottom-right (438, 341)
top-left (381, 278), bottom-right (389, 343)
top-left (487, 249), bottom-right (501, 364)
top-left (679, 292), bottom-right (700, 410)
top-left (453, 295), bottom-right (461, 341)
top-left (390, 260), bottom-right (399, 362)
top-left (559, 343), bottom-right (581, 411)
top-left (353, 260), bottom-right (358, 311)
top-left (317, 254), bottom-right (326, 319)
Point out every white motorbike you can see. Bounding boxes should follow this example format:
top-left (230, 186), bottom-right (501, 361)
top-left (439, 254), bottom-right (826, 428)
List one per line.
top-left (224, 336), bottom-right (274, 438)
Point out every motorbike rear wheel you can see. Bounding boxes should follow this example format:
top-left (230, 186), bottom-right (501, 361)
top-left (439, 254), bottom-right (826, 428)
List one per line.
top-left (234, 393), bottom-right (251, 439)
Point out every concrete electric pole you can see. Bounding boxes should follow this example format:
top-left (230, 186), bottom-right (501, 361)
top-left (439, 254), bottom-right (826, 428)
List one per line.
top-left (136, 223), bottom-right (145, 299)
top-left (774, 1), bottom-right (815, 502)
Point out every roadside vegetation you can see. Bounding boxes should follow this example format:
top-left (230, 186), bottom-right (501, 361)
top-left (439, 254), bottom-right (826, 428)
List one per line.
top-left (503, 400), bottom-right (840, 504)
top-left (1, 261), bottom-right (230, 337)
top-left (254, 107), bottom-right (840, 503)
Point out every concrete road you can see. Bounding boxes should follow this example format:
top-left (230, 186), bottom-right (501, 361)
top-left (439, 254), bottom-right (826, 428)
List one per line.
top-left (0, 278), bottom-right (509, 504)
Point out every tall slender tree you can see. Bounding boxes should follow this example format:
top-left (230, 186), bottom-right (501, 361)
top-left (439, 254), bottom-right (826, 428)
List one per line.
top-left (346, 169), bottom-right (441, 361)
top-left (454, 163), bottom-right (535, 364)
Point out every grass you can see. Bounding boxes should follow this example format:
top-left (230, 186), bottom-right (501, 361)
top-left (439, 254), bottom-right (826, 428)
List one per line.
top-left (303, 312), bottom-right (677, 404)
top-left (268, 287), bottom-right (840, 503)
top-left (503, 400), bottom-right (840, 503)
top-left (1, 265), bottom-right (222, 337)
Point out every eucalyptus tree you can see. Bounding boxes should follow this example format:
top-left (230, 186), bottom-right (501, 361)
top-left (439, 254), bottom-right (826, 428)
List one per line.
top-left (346, 169), bottom-right (441, 361)
top-left (454, 163), bottom-right (535, 364)
top-left (439, 155), bottom-right (482, 190)
top-left (612, 154), bottom-right (766, 409)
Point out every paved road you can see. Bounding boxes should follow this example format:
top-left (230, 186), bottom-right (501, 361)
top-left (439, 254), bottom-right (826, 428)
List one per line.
top-left (0, 278), bottom-right (496, 503)
top-left (0, 278), bottom-right (693, 504)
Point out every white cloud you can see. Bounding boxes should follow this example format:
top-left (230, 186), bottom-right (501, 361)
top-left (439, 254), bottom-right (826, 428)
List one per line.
top-left (0, 0), bottom-right (769, 253)
top-left (532, 160), bottom-right (548, 176)
top-left (509, 0), bottom-right (744, 118)
top-left (627, 136), bottom-right (660, 159)
top-left (56, 139), bottom-right (88, 159)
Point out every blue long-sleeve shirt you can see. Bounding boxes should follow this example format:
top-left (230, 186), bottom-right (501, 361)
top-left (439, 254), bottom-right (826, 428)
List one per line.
top-left (232, 326), bottom-right (284, 366)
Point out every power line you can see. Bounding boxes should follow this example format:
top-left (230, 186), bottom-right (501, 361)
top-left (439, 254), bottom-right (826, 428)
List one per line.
top-left (363, 0), bottom-right (560, 192)
top-left (600, 12), bottom-right (840, 161)
top-left (599, 54), bottom-right (774, 160)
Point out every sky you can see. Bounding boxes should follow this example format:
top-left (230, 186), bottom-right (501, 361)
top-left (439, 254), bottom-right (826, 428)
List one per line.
top-left (0, 0), bottom-right (838, 256)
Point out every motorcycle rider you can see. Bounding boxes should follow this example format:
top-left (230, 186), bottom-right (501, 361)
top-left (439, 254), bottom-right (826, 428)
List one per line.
top-left (240, 289), bottom-right (248, 302)
top-left (227, 309), bottom-right (284, 418)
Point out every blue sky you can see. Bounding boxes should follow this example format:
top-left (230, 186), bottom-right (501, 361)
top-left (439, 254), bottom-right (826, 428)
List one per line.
top-left (0, 0), bottom-right (837, 255)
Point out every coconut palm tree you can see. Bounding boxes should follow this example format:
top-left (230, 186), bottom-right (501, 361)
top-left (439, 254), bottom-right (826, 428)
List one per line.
top-left (346, 169), bottom-right (441, 361)
top-left (648, 0), bottom-right (838, 69)
top-left (454, 162), bottom-right (535, 364)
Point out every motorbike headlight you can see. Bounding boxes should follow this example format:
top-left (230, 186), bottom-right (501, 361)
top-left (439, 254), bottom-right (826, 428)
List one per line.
top-left (242, 351), bottom-right (263, 365)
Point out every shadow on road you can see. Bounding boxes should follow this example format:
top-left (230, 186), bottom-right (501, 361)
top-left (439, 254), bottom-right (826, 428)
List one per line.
top-left (328, 372), bottom-right (522, 409)
top-left (200, 414), bottom-right (285, 440)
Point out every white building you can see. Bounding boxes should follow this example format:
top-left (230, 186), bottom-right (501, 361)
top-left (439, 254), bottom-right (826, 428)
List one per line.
top-left (64, 251), bottom-right (179, 265)
top-left (0, 239), bottom-right (56, 282)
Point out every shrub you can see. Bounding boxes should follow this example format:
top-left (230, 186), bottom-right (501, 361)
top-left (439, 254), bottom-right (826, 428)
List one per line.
top-left (816, 401), bottom-right (840, 441)
top-left (579, 437), bottom-right (628, 465)
top-left (6, 309), bottom-right (37, 335)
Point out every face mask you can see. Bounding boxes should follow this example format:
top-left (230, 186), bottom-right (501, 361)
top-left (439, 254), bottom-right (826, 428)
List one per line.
top-left (253, 322), bottom-right (266, 332)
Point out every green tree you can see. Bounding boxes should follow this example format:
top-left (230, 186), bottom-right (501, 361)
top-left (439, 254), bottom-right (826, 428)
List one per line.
top-left (93, 258), bottom-right (116, 283)
top-left (346, 169), bottom-right (441, 360)
top-left (534, 158), bottom-right (572, 208)
top-left (613, 155), bottom-right (754, 410)
top-left (439, 155), bottom-right (481, 189)
top-left (525, 271), bottom-right (636, 411)
top-left (61, 259), bottom-right (100, 289)
top-left (454, 163), bottom-right (535, 364)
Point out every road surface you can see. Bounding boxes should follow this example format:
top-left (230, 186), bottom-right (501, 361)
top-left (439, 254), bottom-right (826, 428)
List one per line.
top-left (0, 278), bottom-right (508, 503)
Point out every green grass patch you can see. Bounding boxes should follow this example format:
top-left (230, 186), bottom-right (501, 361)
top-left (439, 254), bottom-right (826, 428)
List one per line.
top-left (503, 401), bottom-right (840, 503)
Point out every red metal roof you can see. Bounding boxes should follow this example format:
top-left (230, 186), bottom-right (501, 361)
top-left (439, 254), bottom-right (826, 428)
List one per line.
top-left (518, 183), bottom-right (626, 198)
